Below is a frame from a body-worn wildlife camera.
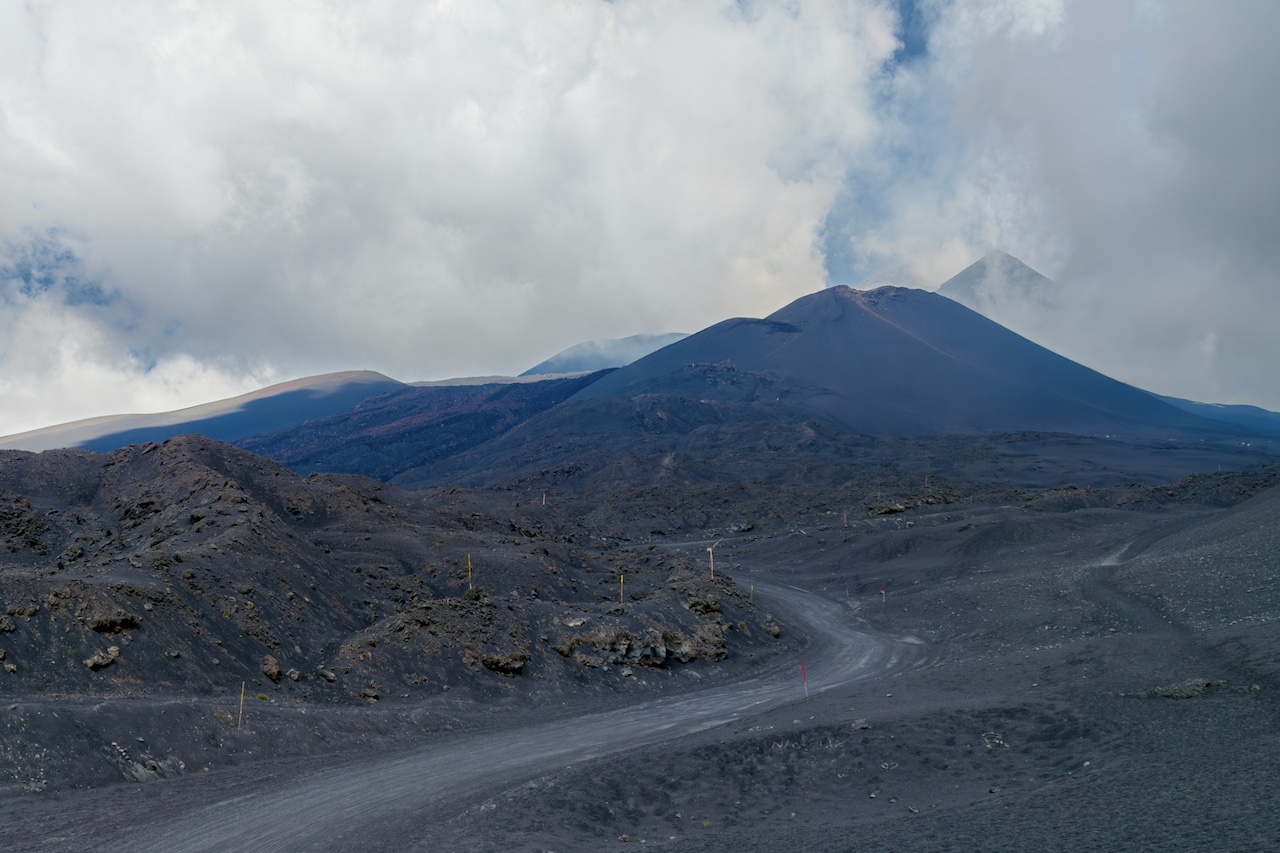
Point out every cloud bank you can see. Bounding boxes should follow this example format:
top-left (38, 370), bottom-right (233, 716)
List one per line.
top-left (854, 0), bottom-right (1280, 406)
top-left (1, 0), bottom-right (1277, 435)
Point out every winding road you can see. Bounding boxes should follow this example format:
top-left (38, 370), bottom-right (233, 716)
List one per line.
top-left (104, 580), bottom-right (924, 852)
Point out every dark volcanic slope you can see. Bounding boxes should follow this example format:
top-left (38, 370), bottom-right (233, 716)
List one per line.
top-left (571, 286), bottom-right (1234, 438)
top-left (239, 372), bottom-right (607, 479)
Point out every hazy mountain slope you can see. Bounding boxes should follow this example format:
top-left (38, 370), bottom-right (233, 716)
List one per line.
top-left (0, 371), bottom-right (406, 453)
top-left (571, 286), bottom-right (1227, 438)
top-left (936, 250), bottom-right (1055, 314)
top-left (521, 333), bottom-right (689, 376)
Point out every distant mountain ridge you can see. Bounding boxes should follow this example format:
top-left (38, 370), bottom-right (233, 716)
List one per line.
top-left (239, 371), bottom-right (608, 479)
top-left (6, 269), bottom-right (1279, 464)
top-left (0, 371), bottom-right (406, 453)
top-left (1155, 395), bottom-right (1280, 435)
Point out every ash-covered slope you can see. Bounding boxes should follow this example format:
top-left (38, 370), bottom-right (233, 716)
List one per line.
top-left (571, 286), bottom-right (1232, 438)
top-left (1117, 480), bottom-right (1280, 634)
top-left (0, 437), bottom-right (777, 707)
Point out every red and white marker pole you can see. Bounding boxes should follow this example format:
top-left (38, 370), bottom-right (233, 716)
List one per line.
top-left (801, 660), bottom-right (809, 699)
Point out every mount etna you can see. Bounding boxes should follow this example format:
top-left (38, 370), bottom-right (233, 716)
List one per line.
top-left (1, 282), bottom-right (1277, 851)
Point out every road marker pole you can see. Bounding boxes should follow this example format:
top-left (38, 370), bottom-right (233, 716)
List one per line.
top-left (467, 553), bottom-right (473, 591)
top-left (801, 660), bottom-right (809, 699)
top-left (238, 681), bottom-right (245, 731)
top-left (620, 574), bottom-right (625, 606)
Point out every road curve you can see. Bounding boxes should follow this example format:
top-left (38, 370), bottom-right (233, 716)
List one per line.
top-left (108, 581), bottom-right (924, 852)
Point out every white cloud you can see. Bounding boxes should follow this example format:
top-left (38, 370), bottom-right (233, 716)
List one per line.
top-left (0, 289), bottom-right (275, 433)
top-left (2, 0), bottom-right (1279, 437)
top-left (0, 0), bottom-right (903, 434)
top-left (848, 0), bottom-right (1280, 409)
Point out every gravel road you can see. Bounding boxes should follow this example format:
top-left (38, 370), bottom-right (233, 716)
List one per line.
top-left (102, 580), bottom-right (924, 852)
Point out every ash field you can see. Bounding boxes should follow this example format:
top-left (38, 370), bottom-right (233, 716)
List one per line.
top-left (1, 285), bottom-right (1278, 852)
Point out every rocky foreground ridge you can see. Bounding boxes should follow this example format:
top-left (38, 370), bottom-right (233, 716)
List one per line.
top-left (0, 436), bottom-right (778, 706)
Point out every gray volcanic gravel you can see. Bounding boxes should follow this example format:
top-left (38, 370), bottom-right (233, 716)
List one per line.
top-left (0, 439), bottom-right (1277, 851)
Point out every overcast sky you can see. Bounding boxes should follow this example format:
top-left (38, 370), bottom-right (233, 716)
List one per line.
top-left (2, 0), bottom-right (1277, 436)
